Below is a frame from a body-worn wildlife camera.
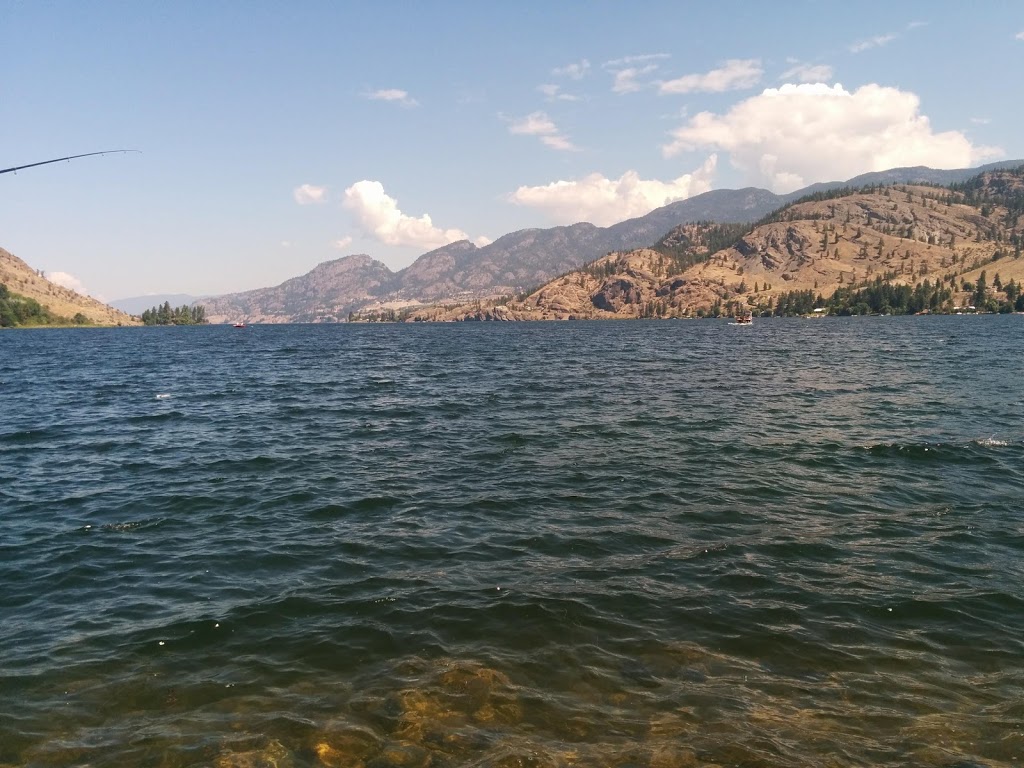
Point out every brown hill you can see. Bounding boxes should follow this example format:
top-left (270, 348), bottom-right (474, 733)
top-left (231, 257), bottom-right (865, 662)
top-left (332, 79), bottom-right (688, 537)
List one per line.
top-left (402, 176), bottom-right (1024, 321)
top-left (0, 247), bottom-right (139, 326)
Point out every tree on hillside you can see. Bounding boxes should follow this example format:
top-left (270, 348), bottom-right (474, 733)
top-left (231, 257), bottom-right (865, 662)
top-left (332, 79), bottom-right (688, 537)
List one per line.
top-left (974, 270), bottom-right (987, 308)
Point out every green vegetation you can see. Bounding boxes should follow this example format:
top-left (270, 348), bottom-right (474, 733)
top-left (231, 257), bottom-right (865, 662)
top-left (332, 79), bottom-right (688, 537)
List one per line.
top-left (764, 275), bottom-right (1024, 317)
top-left (652, 222), bottom-right (752, 273)
top-left (140, 301), bottom-right (208, 325)
top-left (950, 164), bottom-right (1024, 230)
top-left (0, 283), bottom-right (90, 327)
top-left (352, 308), bottom-right (401, 322)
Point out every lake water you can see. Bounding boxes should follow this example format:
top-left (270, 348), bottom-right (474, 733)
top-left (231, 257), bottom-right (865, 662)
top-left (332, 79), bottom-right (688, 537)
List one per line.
top-left (1, 318), bottom-right (1022, 768)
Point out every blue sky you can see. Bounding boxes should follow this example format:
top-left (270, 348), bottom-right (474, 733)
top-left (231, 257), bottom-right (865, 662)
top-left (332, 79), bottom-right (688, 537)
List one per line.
top-left (2, 1), bottom-right (1022, 300)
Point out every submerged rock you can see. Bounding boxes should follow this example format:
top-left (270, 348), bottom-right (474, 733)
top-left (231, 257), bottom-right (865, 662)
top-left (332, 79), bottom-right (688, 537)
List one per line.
top-left (215, 738), bottom-right (295, 768)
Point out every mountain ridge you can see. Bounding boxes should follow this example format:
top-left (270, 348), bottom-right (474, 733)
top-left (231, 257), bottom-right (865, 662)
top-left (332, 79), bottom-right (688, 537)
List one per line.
top-left (200, 161), bottom-right (1024, 323)
top-left (403, 169), bottom-right (1024, 321)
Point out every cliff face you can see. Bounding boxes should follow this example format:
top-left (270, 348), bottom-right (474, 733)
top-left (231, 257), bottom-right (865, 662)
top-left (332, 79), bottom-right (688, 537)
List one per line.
top-left (402, 177), bottom-right (1024, 321)
top-left (0, 248), bottom-right (139, 326)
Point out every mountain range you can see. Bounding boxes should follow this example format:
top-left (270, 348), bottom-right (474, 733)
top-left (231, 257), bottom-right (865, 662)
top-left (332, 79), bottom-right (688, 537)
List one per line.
top-left (199, 160), bottom-right (1024, 323)
top-left (405, 166), bottom-right (1024, 321)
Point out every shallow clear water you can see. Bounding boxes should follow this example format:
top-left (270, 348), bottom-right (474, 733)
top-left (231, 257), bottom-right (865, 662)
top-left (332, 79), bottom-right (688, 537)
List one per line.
top-left (1, 318), bottom-right (1022, 767)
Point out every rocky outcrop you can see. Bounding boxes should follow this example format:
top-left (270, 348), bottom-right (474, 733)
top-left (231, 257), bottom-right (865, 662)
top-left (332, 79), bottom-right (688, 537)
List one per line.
top-left (591, 277), bottom-right (643, 312)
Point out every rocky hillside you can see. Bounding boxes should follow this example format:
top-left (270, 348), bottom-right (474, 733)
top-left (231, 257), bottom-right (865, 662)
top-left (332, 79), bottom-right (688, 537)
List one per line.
top-left (202, 254), bottom-right (395, 323)
top-left (202, 161), bottom-right (1024, 323)
top-left (201, 191), bottom-right (796, 323)
top-left (0, 247), bottom-right (139, 326)
top-left (402, 169), bottom-right (1024, 321)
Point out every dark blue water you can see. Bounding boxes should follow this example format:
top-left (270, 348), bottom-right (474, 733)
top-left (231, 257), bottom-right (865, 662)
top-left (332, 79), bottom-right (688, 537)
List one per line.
top-left (1, 318), bottom-right (1022, 767)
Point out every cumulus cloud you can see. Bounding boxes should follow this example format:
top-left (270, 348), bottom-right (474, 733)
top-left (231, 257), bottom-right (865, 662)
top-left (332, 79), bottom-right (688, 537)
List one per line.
top-left (343, 181), bottom-right (473, 250)
top-left (509, 155), bottom-right (717, 226)
top-left (1016, 30), bottom-right (1024, 40)
top-left (779, 61), bottom-right (833, 83)
top-left (474, 235), bottom-right (493, 247)
top-left (659, 59), bottom-right (763, 95)
top-left (331, 236), bottom-right (353, 250)
top-left (508, 111), bottom-right (578, 151)
top-left (46, 271), bottom-right (88, 294)
top-left (366, 88), bottom-right (418, 107)
top-left (294, 184), bottom-right (327, 205)
top-left (971, 117), bottom-right (991, 125)
top-left (849, 33), bottom-right (897, 53)
top-left (663, 83), bottom-right (1002, 193)
top-left (552, 59), bottom-right (590, 79)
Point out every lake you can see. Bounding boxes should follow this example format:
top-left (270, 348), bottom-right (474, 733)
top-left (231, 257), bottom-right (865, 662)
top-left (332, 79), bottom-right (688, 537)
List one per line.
top-left (1, 318), bottom-right (1022, 767)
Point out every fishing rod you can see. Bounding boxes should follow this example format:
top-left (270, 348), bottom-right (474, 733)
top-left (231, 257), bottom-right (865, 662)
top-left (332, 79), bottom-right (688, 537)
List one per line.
top-left (0, 149), bottom-right (140, 175)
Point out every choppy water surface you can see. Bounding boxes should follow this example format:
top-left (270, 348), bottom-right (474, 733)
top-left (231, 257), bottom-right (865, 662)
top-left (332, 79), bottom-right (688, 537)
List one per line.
top-left (1, 318), bottom-right (1023, 767)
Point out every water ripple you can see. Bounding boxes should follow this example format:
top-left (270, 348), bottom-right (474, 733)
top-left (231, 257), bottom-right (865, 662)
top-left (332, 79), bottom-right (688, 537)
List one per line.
top-left (1, 318), bottom-right (1023, 766)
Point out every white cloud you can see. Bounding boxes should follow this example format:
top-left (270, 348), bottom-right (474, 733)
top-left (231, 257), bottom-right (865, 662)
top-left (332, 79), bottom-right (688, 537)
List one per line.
top-left (294, 184), bottom-right (327, 205)
top-left (342, 181), bottom-right (472, 250)
top-left (366, 88), bottom-right (418, 107)
top-left (540, 134), bottom-right (577, 151)
top-left (552, 59), bottom-right (590, 79)
top-left (659, 59), bottom-right (763, 95)
top-left (509, 112), bottom-right (558, 135)
top-left (971, 117), bottom-right (991, 125)
top-left (663, 83), bottom-right (1002, 193)
top-left (907, 21), bottom-right (928, 30)
top-left (603, 53), bottom-right (670, 67)
top-left (46, 271), bottom-right (88, 294)
top-left (509, 155), bottom-right (718, 227)
top-left (331, 236), bottom-right (353, 250)
top-left (474, 236), bottom-right (493, 247)
top-left (280, 240), bottom-right (292, 248)
top-left (508, 111), bottom-right (578, 151)
top-left (779, 62), bottom-right (833, 83)
top-left (1016, 30), bottom-right (1024, 41)
top-left (538, 83), bottom-right (580, 102)
top-left (611, 65), bottom-right (659, 94)
top-left (849, 33), bottom-right (897, 53)
top-left (603, 53), bottom-right (669, 94)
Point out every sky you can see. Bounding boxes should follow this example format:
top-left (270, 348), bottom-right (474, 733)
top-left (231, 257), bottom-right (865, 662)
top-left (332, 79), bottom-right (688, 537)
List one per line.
top-left (2, 1), bottom-right (1023, 301)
